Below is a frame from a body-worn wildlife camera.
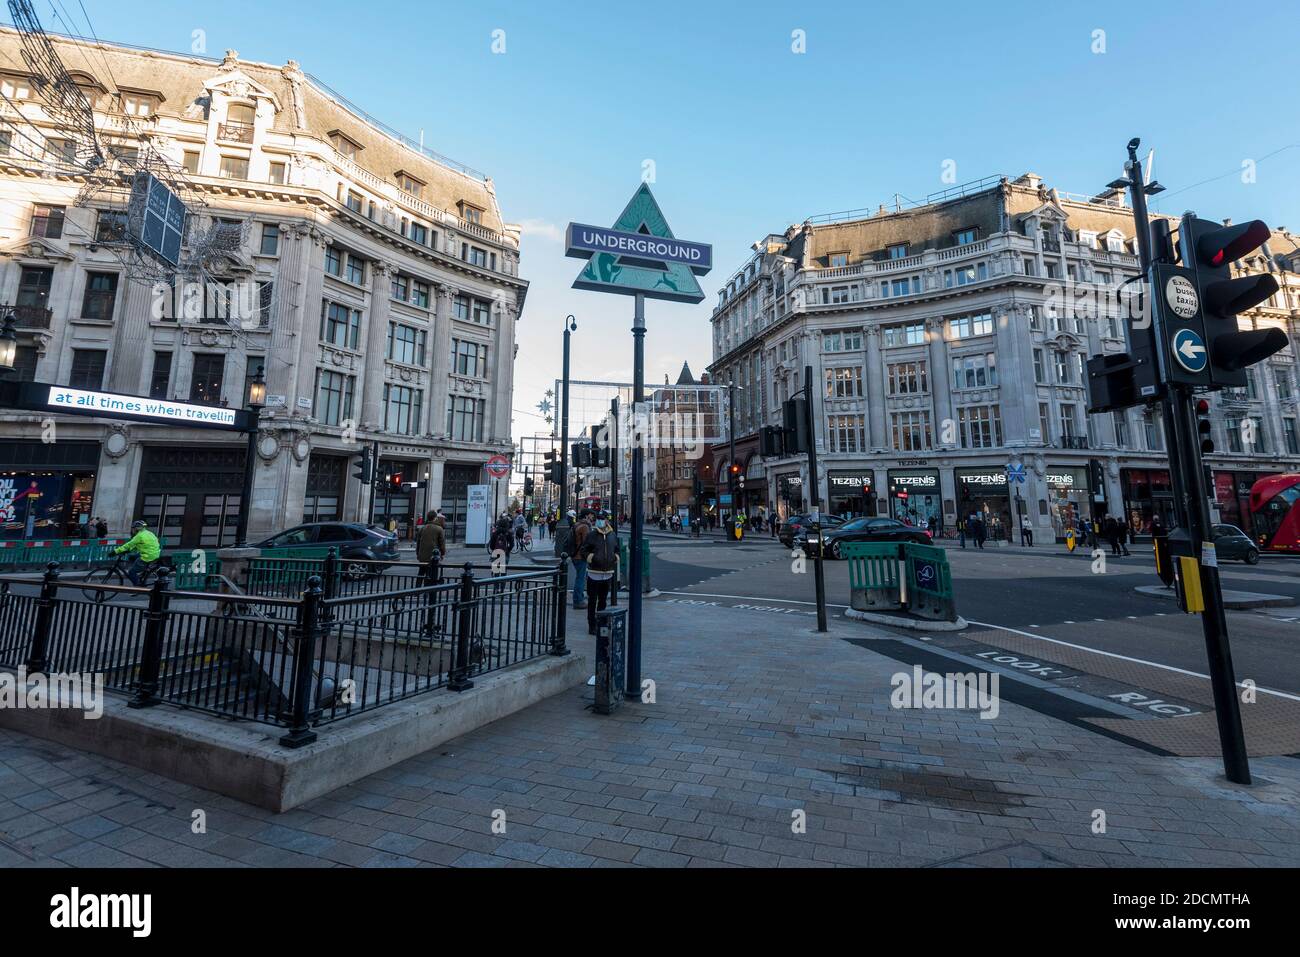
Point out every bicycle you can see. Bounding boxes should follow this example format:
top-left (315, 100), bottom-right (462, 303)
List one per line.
top-left (80, 555), bottom-right (167, 603)
top-left (517, 530), bottom-right (533, 553)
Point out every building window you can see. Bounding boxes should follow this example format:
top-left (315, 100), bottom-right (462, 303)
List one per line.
top-left (0, 131), bottom-right (11, 155)
top-left (952, 353), bottom-right (996, 391)
top-left (886, 244), bottom-right (908, 260)
top-left (411, 280), bottom-right (430, 309)
top-left (1113, 411), bottom-right (1129, 448)
top-left (828, 285), bottom-right (859, 304)
top-left (954, 228), bottom-right (978, 246)
top-left (1143, 409), bottom-right (1163, 451)
top-left (1, 76), bottom-right (31, 100)
top-left (1275, 366), bottom-right (1294, 401)
top-left (958, 405), bottom-right (1003, 449)
top-left (259, 223), bottom-right (279, 256)
top-left (409, 222), bottom-right (429, 245)
top-left (446, 395), bottom-right (485, 442)
top-left (182, 150), bottom-right (200, 174)
top-left (883, 276), bottom-right (920, 298)
top-left (45, 138), bottom-right (76, 163)
top-left (1054, 351), bottom-right (1074, 384)
top-left (822, 331), bottom-right (863, 352)
top-left (344, 189), bottom-right (363, 213)
top-left (944, 262), bottom-right (988, 288)
top-left (1023, 257), bottom-right (1036, 277)
top-left (888, 360), bottom-right (928, 395)
top-left (1028, 306), bottom-right (1042, 331)
top-left (149, 352), bottom-right (172, 399)
top-left (329, 132), bottom-right (361, 160)
top-left (397, 173), bottom-right (425, 198)
top-left (95, 210), bottom-right (128, 243)
top-left (12, 345), bottom-right (37, 381)
top-left (69, 349), bottom-right (107, 390)
top-left (452, 338), bottom-right (488, 378)
top-left (81, 272), bottom-right (119, 321)
top-left (121, 93), bottom-right (154, 117)
top-left (16, 266), bottom-right (53, 312)
top-left (1285, 418), bottom-right (1299, 455)
top-left (383, 383), bottom-right (423, 435)
top-left (391, 274), bottom-right (409, 302)
top-left (189, 354), bottom-right (224, 403)
top-left (829, 252), bottom-right (849, 267)
top-left (386, 323), bottom-right (427, 366)
top-left (825, 365), bottom-right (864, 398)
top-left (465, 245), bottom-right (489, 268)
top-left (460, 204), bottom-right (483, 225)
top-left (950, 312), bottom-right (993, 339)
top-left (1033, 348), bottom-right (1046, 384)
top-left (315, 369), bottom-right (355, 426)
top-left (267, 161), bottom-right (286, 184)
top-left (1059, 403), bottom-right (1079, 440)
top-left (218, 155), bottom-right (249, 179)
top-left (325, 246), bottom-right (342, 277)
top-left (31, 204), bottom-right (65, 239)
top-left (883, 321), bottom-right (925, 347)
top-left (891, 411), bottom-right (932, 452)
top-left (1039, 402), bottom-right (1052, 444)
top-left (320, 301), bottom-right (362, 350)
top-left (827, 414), bottom-right (865, 452)
top-left (473, 298), bottom-right (492, 324)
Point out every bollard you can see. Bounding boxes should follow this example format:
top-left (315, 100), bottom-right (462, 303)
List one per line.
top-left (279, 575), bottom-right (323, 748)
top-left (551, 558), bottom-right (569, 656)
top-left (449, 563), bottom-right (476, 691)
top-left (128, 569), bottom-right (172, 708)
top-left (24, 561), bottom-right (61, 674)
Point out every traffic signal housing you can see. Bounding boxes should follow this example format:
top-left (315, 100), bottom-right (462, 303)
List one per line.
top-left (523, 476), bottom-right (535, 496)
top-left (352, 447), bottom-right (373, 484)
top-left (782, 398), bottom-right (810, 454)
top-left (1195, 398), bottom-right (1214, 455)
top-left (1180, 216), bottom-right (1287, 388)
top-left (572, 441), bottom-right (592, 468)
top-left (760, 425), bottom-right (785, 457)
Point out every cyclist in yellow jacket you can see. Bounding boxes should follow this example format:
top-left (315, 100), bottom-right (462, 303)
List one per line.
top-left (114, 520), bottom-right (161, 585)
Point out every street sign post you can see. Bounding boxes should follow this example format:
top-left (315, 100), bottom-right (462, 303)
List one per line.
top-left (567, 184), bottom-right (711, 697)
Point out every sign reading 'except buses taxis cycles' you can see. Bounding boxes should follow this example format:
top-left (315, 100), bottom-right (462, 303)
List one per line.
top-left (7, 381), bottom-right (255, 431)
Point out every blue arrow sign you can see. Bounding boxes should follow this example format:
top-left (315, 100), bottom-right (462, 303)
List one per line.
top-left (1172, 328), bottom-right (1208, 373)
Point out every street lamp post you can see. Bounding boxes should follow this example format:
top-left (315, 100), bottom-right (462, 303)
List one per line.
top-left (236, 365), bottom-right (266, 545)
top-left (726, 380), bottom-right (744, 540)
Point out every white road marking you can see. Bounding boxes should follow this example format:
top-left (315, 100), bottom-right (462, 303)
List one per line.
top-left (1063, 620), bottom-right (1075, 624)
top-left (966, 618), bottom-right (1300, 703)
top-left (659, 590), bottom-right (851, 609)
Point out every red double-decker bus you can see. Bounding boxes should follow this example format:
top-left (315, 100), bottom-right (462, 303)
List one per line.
top-left (1250, 474), bottom-right (1300, 552)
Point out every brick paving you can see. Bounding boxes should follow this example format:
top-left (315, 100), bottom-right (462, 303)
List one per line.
top-left (1, 599), bottom-right (1299, 868)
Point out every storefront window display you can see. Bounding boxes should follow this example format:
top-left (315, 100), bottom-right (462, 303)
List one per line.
top-left (1045, 467), bottom-right (1090, 539)
top-left (828, 472), bottom-right (875, 518)
top-left (1121, 468), bottom-right (1174, 535)
top-left (887, 470), bottom-right (941, 531)
top-left (955, 469), bottom-right (1011, 541)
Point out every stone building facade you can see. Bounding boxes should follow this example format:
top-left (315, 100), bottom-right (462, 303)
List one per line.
top-left (708, 174), bottom-right (1300, 541)
top-left (0, 31), bottom-right (526, 545)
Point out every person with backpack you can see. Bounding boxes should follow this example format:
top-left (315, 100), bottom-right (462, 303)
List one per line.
top-left (417, 510), bottom-right (445, 565)
top-left (580, 511), bottom-right (618, 635)
top-left (489, 517), bottom-right (514, 564)
top-left (568, 509), bottom-right (591, 608)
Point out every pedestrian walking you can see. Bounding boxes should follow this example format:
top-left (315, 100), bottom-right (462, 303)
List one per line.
top-left (1120, 520), bottom-right (1133, 556)
top-left (417, 510), bottom-right (445, 564)
top-left (94, 516), bottom-right (108, 538)
top-left (1020, 515), bottom-right (1033, 547)
top-left (1103, 516), bottom-right (1122, 557)
top-left (973, 514), bottom-right (986, 549)
top-left (959, 516), bottom-right (967, 549)
top-left (580, 511), bottom-right (617, 635)
top-left (569, 510), bottom-right (591, 608)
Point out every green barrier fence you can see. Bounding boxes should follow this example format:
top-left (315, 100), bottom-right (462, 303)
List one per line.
top-left (901, 542), bottom-right (955, 621)
top-left (0, 538), bottom-right (127, 570)
top-left (841, 540), bottom-right (957, 622)
top-left (841, 542), bottom-right (903, 611)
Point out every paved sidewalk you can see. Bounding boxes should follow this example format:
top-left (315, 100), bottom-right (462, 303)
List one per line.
top-left (2, 601), bottom-right (1299, 868)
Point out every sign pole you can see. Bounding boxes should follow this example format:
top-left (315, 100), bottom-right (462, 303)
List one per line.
top-left (610, 396), bottom-right (620, 607)
top-left (627, 294), bottom-right (646, 695)
top-left (804, 364), bottom-right (828, 633)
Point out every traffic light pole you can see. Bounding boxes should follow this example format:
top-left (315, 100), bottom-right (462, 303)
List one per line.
top-left (803, 364), bottom-right (828, 633)
top-left (609, 396), bottom-right (619, 607)
top-left (727, 379), bottom-right (736, 541)
top-left (559, 316), bottom-right (574, 524)
top-left (1127, 143), bottom-right (1250, 785)
top-left (628, 294), bottom-right (646, 695)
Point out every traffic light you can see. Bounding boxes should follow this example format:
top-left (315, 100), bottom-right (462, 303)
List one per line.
top-left (1195, 398), bottom-right (1214, 454)
top-left (352, 447), bottom-right (373, 484)
top-left (1179, 216), bottom-right (1287, 388)
top-left (523, 476), bottom-right (535, 496)
top-left (760, 425), bottom-right (785, 457)
top-left (572, 441), bottom-right (592, 468)
top-left (692, 474), bottom-right (703, 499)
top-left (590, 442), bottom-right (610, 468)
top-left (782, 398), bottom-right (809, 454)
top-left (543, 449), bottom-right (562, 484)
top-left (574, 475), bottom-right (584, 495)
top-left (389, 471), bottom-right (404, 492)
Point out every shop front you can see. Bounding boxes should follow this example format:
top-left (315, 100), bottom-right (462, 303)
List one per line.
top-left (775, 471), bottom-right (804, 520)
top-left (1121, 468), bottom-right (1174, 535)
top-left (956, 469), bottom-right (1012, 541)
top-left (0, 440), bottom-right (100, 540)
top-left (1213, 470), bottom-right (1269, 535)
top-left (1045, 466), bottom-right (1090, 541)
top-left (303, 452), bottom-right (347, 524)
top-left (887, 469), bottom-right (941, 530)
top-left (828, 471), bottom-right (876, 518)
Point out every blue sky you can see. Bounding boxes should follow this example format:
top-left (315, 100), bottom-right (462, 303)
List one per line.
top-left (49, 1), bottom-right (1300, 440)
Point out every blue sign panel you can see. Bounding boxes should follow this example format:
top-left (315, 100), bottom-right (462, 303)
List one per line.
top-left (1006, 463), bottom-right (1027, 485)
top-left (566, 223), bottom-right (712, 275)
top-left (1172, 328), bottom-right (1208, 373)
top-left (911, 556), bottom-right (940, 593)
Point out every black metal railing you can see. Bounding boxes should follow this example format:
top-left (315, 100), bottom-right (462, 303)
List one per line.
top-left (0, 558), bottom-right (567, 747)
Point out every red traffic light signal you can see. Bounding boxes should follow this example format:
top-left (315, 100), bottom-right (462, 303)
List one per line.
top-left (1195, 398), bottom-right (1214, 455)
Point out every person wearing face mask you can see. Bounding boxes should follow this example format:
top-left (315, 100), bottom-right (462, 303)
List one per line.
top-left (580, 510), bottom-right (618, 635)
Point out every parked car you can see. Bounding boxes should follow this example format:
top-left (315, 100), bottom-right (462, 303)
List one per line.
top-left (251, 522), bottom-right (400, 576)
top-left (797, 516), bottom-right (932, 559)
top-left (778, 513), bottom-right (846, 548)
top-left (1212, 524), bottom-right (1260, 565)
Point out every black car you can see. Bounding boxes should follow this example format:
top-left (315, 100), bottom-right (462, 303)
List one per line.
top-left (1211, 524), bottom-right (1260, 565)
top-left (778, 513), bottom-right (846, 548)
top-left (797, 516), bottom-right (933, 559)
top-left (252, 522), bottom-right (399, 576)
